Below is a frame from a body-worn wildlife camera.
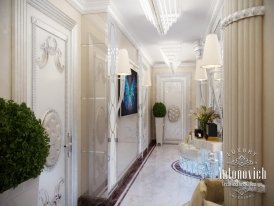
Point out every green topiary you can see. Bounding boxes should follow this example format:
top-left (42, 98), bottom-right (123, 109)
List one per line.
top-left (0, 98), bottom-right (50, 193)
top-left (152, 102), bottom-right (167, 118)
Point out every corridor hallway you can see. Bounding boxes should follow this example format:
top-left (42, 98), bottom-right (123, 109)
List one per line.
top-left (117, 145), bottom-right (199, 206)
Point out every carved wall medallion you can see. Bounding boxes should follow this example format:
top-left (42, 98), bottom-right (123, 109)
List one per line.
top-left (168, 105), bottom-right (180, 122)
top-left (42, 110), bottom-right (62, 168)
top-left (36, 36), bottom-right (65, 73)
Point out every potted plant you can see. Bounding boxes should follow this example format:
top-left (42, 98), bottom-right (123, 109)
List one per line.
top-left (153, 102), bottom-right (167, 145)
top-left (192, 105), bottom-right (220, 138)
top-left (0, 98), bottom-right (50, 205)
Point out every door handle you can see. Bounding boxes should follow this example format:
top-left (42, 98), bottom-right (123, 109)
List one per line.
top-left (64, 132), bottom-right (72, 157)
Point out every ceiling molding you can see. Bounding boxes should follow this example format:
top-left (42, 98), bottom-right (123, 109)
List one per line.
top-left (153, 61), bottom-right (195, 69)
top-left (66, 0), bottom-right (153, 66)
top-left (109, 3), bottom-right (153, 66)
top-left (66, 0), bottom-right (110, 14)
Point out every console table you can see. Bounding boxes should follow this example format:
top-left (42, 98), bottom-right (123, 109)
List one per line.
top-left (179, 138), bottom-right (223, 178)
top-left (193, 137), bottom-right (223, 152)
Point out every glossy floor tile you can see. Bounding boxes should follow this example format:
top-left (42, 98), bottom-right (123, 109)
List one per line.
top-left (118, 144), bottom-right (199, 206)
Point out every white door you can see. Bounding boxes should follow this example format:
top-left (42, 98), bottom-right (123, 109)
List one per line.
top-left (163, 81), bottom-right (184, 142)
top-left (26, 5), bottom-right (72, 206)
top-left (156, 73), bottom-right (192, 143)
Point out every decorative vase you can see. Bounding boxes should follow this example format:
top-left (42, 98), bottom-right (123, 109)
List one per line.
top-left (155, 117), bottom-right (164, 145)
top-left (0, 178), bottom-right (39, 206)
top-left (198, 120), bottom-right (207, 138)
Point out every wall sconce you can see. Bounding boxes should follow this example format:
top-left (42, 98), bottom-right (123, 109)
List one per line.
top-left (116, 49), bottom-right (131, 112)
top-left (194, 59), bottom-right (207, 105)
top-left (194, 59), bottom-right (207, 81)
top-left (201, 34), bottom-right (222, 69)
top-left (200, 33), bottom-right (223, 136)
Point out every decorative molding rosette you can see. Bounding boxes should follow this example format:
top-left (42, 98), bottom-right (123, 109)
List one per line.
top-left (37, 36), bottom-right (66, 73)
top-left (222, 6), bottom-right (265, 29)
top-left (42, 110), bottom-right (63, 169)
top-left (168, 105), bottom-right (180, 122)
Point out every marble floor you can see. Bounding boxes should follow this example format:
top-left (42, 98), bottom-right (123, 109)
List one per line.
top-left (117, 144), bottom-right (199, 206)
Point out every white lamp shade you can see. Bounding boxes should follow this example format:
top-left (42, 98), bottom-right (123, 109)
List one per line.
top-left (194, 59), bottom-right (207, 81)
top-left (116, 49), bottom-right (131, 75)
top-left (201, 34), bottom-right (222, 69)
top-left (143, 69), bottom-right (151, 86)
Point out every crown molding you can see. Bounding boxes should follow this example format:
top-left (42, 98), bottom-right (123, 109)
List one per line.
top-left (66, 0), bottom-right (110, 14)
top-left (29, 0), bottom-right (76, 30)
top-left (109, 3), bottom-right (153, 66)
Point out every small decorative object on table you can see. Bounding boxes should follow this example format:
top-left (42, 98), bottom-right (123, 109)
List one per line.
top-left (192, 105), bottom-right (220, 138)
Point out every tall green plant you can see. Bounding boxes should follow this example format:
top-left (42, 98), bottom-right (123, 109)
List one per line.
top-left (192, 105), bottom-right (220, 132)
top-left (0, 98), bottom-right (50, 193)
top-left (153, 102), bottom-right (167, 118)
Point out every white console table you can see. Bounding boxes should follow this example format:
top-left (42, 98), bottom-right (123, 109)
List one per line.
top-left (193, 138), bottom-right (223, 153)
top-left (179, 138), bottom-right (223, 178)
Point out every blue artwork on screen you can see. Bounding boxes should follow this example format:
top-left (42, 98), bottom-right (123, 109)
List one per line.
top-left (120, 69), bottom-right (138, 116)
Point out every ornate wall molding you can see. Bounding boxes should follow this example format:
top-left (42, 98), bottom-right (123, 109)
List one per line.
top-left (42, 110), bottom-right (63, 169)
top-left (193, 41), bottom-right (204, 59)
top-left (222, 6), bottom-right (265, 29)
top-left (12, 0), bottom-right (75, 103)
top-left (39, 179), bottom-right (64, 206)
top-left (36, 36), bottom-right (66, 73)
top-left (31, 17), bottom-right (68, 112)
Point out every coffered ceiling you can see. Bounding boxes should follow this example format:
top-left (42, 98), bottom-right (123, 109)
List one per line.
top-left (67, 0), bottom-right (222, 66)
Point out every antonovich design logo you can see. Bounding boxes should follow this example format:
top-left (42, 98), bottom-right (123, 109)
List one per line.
top-left (219, 148), bottom-right (266, 199)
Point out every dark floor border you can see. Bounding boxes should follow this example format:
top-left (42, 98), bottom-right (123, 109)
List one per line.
top-left (108, 140), bottom-right (156, 206)
top-left (78, 140), bottom-right (156, 206)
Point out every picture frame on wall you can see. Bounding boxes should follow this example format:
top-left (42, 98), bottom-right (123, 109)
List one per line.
top-left (118, 69), bottom-right (138, 116)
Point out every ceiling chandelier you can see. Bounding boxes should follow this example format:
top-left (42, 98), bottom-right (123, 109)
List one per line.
top-left (160, 42), bottom-right (182, 72)
top-left (140, 0), bottom-right (182, 35)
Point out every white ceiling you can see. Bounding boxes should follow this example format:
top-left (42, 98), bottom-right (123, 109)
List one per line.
top-left (67, 0), bottom-right (220, 66)
top-left (111, 0), bottom-right (218, 66)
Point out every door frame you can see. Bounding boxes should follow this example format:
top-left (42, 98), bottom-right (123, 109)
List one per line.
top-left (12, 0), bottom-right (78, 205)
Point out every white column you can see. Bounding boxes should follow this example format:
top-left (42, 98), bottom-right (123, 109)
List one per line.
top-left (223, 0), bottom-right (264, 205)
top-left (12, 0), bottom-right (27, 103)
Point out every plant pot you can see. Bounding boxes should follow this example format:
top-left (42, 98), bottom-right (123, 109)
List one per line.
top-left (198, 121), bottom-right (207, 138)
top-left (155, 117), bottom-right (164, 146)
top-left (0, 178), bottom-right (39, 206)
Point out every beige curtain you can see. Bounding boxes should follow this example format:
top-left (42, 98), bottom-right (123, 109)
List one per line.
top-left (223, 0), bottom-right (263, 205)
